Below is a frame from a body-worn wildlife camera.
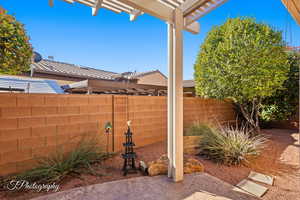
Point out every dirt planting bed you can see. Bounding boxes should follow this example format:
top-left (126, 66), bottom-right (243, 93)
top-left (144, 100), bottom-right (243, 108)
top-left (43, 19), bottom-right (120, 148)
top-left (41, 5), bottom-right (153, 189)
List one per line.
top-left (0, 129), bottom-right (298, 200)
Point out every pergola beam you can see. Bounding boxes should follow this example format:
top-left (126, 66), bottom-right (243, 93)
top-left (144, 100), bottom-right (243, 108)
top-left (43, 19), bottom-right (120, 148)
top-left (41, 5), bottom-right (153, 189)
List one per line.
top-left (117, 0), bottom-right (200, 33)
top-left (65, 0), bottom-right (75, 4)
top-left (58, 0), bottom-right (201, 34)
top-left (182, 0), bottom-right (228, 25)
top-left (181, 0), bottom-right (208, 16)
top-left (130, 9), bottom-right (143, 21)
top-left (49, 0), bottom-right (54, 7)
top-left (281, 0), bottom-right (300, 25)
top-left (118, 0), bottom-right (173, 22)
top-left (184, 21), bottom-right (200, 34)
top-left (190, 0), bottom-right (228, 23)
top-left (92, 0), bottom-right (103, 16)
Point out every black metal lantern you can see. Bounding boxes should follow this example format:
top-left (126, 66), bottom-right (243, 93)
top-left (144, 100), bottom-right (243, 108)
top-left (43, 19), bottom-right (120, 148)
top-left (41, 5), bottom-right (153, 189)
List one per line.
top-left (122, 121), bottom-right (137, 176)
top-left (104, 122), bottom-right (112, 153)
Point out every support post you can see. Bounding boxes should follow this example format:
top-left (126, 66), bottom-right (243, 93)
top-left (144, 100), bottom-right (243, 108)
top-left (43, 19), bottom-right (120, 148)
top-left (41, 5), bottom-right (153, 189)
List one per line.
top-left (87, 87), bottom-right (92, 94)
top-left (167, 8), bottom-right (184, 182)
top-left (167, 21), bottom-right (174, 179)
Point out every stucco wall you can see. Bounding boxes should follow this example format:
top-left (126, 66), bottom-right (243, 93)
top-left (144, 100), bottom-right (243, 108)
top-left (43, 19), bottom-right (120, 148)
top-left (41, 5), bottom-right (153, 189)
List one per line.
top-left (137, 72), bottom-right (167, 86)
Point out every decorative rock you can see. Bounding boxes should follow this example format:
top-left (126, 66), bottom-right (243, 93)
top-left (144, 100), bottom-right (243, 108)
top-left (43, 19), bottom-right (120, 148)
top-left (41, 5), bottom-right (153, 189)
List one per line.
top-left (148, 163), bottom-right (168, 176)
top-left (184, 158), bottom-right (204, 174)
top-left (148, 154), bottom-right (168, 176)
top-left (147, 155), bottom-right (204, 176)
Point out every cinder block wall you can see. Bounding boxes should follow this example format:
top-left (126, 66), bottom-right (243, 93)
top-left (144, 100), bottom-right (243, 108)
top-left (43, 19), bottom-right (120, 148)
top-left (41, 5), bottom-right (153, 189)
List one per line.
top-left (110, 96), bottom-right (167, 152)
top-left (183, 97), bottom-right (236, 129)
top-left (0, 94), bottom-right (113, 176)
top-left (0, 93), bottom-right (235, 176)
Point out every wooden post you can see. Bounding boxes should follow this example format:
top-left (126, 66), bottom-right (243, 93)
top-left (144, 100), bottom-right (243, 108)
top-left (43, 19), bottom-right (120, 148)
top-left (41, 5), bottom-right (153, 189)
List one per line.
top-left (167, 21), bottom-right (174, 179)
top-left (167, 8), bottom-right (184, 182)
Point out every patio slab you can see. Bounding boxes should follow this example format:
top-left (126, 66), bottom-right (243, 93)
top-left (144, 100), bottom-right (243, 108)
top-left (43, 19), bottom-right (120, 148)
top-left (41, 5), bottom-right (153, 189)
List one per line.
top-left (236, 179), bottom-right (268, 197)
top-left (248, 171), bottom-right (274, 185)
top-left (32, 173), bottom-right (259, 200)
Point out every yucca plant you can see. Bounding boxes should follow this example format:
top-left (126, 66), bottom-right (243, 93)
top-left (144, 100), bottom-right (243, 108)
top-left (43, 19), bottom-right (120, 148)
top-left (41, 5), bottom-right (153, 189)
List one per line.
top-left (191, 123), bottom-right (267, 165)
top-left (5, 138), bottom-right (112, 185)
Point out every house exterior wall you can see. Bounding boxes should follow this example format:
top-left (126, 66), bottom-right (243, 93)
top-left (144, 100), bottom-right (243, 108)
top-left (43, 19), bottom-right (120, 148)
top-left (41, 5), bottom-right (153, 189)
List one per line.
top-left (24, 71), bottom-right (167, 87)
top-left (21, 72), bottom-right (77, 86)
top-left (0, 93), bottom-right (235, 176)
top-left (137, 72), bottom-right (167, 86)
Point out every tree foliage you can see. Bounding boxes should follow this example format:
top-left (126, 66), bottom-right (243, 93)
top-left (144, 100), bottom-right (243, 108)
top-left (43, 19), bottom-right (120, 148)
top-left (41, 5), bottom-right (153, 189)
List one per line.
top-left (261, 51), bottom-right (299, 122)
top-left (194, 18), bottom-right (289, 131)
top-left (0, 7), bottom-right (33, 75)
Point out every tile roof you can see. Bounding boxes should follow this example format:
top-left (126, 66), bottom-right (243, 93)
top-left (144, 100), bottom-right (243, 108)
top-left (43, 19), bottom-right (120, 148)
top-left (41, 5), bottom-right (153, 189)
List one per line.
top-left (183, 80), bottom-right (195, 88)
top-left (31, 59), bottom-right (119, 80)
top-left (120, 70), bottom-right (167, 79)
top-left (0, 75), bottom-right (64, 94)
top-left (31, 59), bottom-right (164, 81)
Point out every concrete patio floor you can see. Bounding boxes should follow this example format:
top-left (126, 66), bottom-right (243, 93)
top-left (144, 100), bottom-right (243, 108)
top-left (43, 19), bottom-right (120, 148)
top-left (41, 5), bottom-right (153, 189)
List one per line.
top-left (32, 173), bottom-right (258, 200)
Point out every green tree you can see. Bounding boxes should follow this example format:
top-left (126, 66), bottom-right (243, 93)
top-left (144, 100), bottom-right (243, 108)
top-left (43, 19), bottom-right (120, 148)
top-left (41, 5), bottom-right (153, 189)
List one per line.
top-left (261, 51), bottom-right (299, 122)
top-left (0, 7), bottom-right (33, 75)
top-left (194, 18), bottom-right (289, 132)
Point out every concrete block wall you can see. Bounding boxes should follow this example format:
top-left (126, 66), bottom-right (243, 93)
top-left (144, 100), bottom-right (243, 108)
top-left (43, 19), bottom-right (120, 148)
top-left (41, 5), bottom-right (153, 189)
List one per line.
top-left (0, 93), bottom-right (235, 176)
top-left (0, 94), bottom-right (113, 176)
top-left (183, 97), bottom-right (236, 130)
top-left (128, 96), bottom-right (167, 149)
top-left (112, 96), bottom-right (167, 151)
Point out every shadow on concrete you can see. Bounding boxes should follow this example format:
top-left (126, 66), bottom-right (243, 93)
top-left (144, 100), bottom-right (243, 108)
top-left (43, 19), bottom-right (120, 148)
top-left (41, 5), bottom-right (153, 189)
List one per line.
top-left (32, 173), bottom-right (259, 200)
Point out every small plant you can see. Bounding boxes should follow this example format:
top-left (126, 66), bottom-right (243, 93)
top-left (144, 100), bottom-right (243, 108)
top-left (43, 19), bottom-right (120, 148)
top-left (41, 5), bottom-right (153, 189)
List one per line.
top-left (4, 138), bottom-right (112, 185)
top-left (190, 123), bottom-right (267, 165)
top-left (185, 123), bottom-right (214, 136)
top-left (260, 104), bottom-right (280, 122)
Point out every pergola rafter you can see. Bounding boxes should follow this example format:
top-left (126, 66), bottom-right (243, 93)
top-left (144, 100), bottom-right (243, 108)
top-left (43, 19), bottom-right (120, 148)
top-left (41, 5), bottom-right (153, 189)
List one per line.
top-left (48, 0), bottom-right (227, 182)
top-left (281, 0), bottom-right (300, 25)
top-left (50, 0), bottom-right (227, 34)
top-left (92, 0), bottom-right (102, 16)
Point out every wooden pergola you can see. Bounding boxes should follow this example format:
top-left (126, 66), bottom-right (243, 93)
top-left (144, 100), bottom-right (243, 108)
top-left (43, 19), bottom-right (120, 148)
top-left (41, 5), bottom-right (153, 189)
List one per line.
top-left (63, 79), bottom-right (167, 95)
top-left (48, 0), bottom-right (227, 182)
top-left (282, 0), bottom-right (300, 25)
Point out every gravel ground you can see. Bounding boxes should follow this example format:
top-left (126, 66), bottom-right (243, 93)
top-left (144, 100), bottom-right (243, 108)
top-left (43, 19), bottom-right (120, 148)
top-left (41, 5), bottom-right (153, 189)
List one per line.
top-left (257, 129), bottom-right (299, 200)
top-left (199, 129), bottom-right (300, 200)
top-left (0, 129), bottom-right (299, 200)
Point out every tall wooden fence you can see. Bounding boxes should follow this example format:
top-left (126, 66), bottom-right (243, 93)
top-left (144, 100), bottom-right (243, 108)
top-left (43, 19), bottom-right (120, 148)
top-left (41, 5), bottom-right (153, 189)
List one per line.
top-left (0, 93), bottom-right (235, 176)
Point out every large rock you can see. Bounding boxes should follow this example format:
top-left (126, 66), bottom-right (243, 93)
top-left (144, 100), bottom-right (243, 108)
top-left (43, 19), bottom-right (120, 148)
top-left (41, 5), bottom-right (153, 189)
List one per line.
top-left (184, 158), bottom-right (204, 174)
top-left (147, 155), bottom-right (204, 176)
top-left (148, 154), bottom-right (168, 176)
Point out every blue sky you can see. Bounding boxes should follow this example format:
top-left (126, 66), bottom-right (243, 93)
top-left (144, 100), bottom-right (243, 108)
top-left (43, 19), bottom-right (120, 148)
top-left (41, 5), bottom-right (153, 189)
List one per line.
top-left (1, 0), bottom-right (299, 80)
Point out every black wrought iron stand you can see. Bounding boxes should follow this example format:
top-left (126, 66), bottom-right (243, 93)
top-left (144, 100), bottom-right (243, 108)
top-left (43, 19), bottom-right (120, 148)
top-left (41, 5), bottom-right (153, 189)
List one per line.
top-left (122, 125), bottom-right (137, 176)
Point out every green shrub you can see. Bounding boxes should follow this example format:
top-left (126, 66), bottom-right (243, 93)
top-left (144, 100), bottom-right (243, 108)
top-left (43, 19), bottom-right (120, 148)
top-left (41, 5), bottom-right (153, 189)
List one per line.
top-left (6, 138), bottom-right (112, 184)
top-left (0, 7), bottom-right (33, 75)
top-left (191, 123), bottom-right (267, 165)
top-left (261, 51), bottom-right (300, 122)
top-left (185, 123), bottom-right (214, 136)
top-left (194, 17), bottom-right (289, 132)
top-left (260, 104), bottom-right (280, 122)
